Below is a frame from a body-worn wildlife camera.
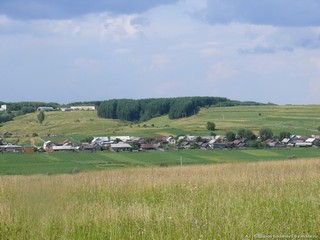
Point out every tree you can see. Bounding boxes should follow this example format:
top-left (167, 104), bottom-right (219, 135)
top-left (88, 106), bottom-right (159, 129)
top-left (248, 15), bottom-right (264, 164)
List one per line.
top-left (237, 128), bottom-right (256, 140)
top-left (37, 111), bottom-right (45, 124)
top-left (226, 131), bottom-right (236, 142)
top-left (279, 131), bottom-right (291, 141)
top-left (259, 128), bottom-right (273, 141)
top-left (206, 121), bottom-right (216, 131)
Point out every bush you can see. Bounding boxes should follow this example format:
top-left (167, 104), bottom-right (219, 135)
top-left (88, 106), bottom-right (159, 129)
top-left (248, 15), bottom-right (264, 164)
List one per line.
top-left (206, 122), bottom-right (216, 131)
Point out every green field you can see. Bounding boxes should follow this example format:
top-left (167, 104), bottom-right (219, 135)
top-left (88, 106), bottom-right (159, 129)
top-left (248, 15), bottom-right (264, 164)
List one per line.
top-left (1, 105), bottom-right (319, 238)
top-left (1, 104), bottom-right (320, 175)
top-left (0, 159), bottom-right (319, 239)
top-left (0, 148), bottom-right (319, 175)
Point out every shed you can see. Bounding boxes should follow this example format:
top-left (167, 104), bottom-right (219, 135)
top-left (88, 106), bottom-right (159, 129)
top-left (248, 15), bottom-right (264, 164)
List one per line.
top-left (24, 146), bottom-right (36, 153)
top-left (110, 143), bottom-right (132, 152)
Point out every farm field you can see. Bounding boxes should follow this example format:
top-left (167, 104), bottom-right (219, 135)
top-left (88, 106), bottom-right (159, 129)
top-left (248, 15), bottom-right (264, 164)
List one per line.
top-left (0, 158), bottom-right (319, 239)
top-left (1, 105), bottom-right (320, 145)
top-left (0, 148), bottom-right (320, 175)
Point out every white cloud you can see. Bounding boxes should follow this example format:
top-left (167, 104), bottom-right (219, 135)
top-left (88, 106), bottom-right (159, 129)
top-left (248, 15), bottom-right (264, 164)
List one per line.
top-left (0, 0), bottom-right (320, 104)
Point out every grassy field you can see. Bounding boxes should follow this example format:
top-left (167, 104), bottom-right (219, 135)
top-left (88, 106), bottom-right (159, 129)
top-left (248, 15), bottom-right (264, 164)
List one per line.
top-left (1, 105), bottom-right (320, 146)
top-left (0, 148), bottom-right (320, 175)
top-left (0, 159), bottom-right (319, 239)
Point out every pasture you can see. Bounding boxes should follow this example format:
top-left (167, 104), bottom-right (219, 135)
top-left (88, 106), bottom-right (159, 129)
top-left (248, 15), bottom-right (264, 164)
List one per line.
top-left (0, 158), bottom-right (319, 239)
top-left (0, 148), bottom-right (320, 175)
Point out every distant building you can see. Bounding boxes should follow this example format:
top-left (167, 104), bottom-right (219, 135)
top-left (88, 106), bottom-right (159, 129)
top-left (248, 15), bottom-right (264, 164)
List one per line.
top-left (0, 144), bottom-right (23, 153)
top-left (0, 105), bottom-right (7, 111)
top-left (70, 106), bottom-right (95, 111)
top-left (110, 143), bottom-right (132, 152)
top-left (60, 108), bottom-right (73, 112)
top-left (37, 107), bottom-right (54, 111)
top-left (92, 137), bottom-right (111, 146)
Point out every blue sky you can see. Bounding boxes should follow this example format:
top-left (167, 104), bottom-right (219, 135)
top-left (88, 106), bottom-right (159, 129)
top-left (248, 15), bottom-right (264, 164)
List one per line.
top-left (0, 0), bottom-right (320, 104)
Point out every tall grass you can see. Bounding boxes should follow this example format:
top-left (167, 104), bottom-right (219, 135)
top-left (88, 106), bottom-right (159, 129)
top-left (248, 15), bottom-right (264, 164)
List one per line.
top-left (0, 159), bottom-right (319, 239)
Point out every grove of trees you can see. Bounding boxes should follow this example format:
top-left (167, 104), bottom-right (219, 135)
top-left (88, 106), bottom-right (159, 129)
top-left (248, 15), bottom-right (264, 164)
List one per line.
top-left (97, 97), bottom-right (267, 122)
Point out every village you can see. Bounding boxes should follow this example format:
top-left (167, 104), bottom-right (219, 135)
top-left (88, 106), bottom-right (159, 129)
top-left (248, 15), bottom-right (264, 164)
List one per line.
top-left (0, 132), bottom-right (320, 154)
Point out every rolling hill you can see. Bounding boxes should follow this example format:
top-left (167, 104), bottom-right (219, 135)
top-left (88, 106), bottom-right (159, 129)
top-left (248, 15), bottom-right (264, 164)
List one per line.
top-left (1, 104), bottom-right (320, 146)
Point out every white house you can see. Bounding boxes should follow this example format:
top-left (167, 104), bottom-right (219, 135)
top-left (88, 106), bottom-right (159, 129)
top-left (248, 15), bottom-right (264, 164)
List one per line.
top-left (92, 137), bottom-right (111, 145)
top-left (0, 105), bottom-right (7, 111)
top-left (166, 136), bottom-right (176, 144)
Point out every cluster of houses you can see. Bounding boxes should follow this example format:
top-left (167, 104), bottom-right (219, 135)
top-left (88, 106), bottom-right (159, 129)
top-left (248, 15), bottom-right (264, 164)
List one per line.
top-left (1, 133), bottom-right (320, 153)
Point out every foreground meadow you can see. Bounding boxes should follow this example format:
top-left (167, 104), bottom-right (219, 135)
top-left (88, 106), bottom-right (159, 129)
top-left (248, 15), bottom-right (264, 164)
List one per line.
top-left (0, 159), bottom-right (319, 239)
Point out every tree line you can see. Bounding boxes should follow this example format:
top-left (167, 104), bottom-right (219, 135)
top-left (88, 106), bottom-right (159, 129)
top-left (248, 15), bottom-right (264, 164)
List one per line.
top-left (97, 97), bottom-right (268, 122)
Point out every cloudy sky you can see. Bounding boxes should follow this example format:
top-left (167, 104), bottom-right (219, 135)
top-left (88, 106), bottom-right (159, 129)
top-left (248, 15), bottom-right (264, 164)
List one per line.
top-left (1, 0), bottom-right (320, 104)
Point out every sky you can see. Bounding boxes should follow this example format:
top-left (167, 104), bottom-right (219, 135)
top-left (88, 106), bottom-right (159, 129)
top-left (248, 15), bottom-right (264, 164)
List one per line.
top-left (0, 0), bottom-right (320, 104)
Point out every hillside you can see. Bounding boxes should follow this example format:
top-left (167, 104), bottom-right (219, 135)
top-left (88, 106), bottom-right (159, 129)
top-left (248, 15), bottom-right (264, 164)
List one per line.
top-left (1, 105), bottom-right (320, 145)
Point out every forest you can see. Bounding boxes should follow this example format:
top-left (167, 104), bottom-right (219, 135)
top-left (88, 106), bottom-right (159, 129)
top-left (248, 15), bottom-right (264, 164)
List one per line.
top-left (97, 97), bottom-right (269, 122)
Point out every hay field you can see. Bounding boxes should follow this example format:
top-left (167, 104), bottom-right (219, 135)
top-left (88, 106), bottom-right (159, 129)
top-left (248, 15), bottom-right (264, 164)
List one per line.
top-left (1, 159), bottom-right (319, 239)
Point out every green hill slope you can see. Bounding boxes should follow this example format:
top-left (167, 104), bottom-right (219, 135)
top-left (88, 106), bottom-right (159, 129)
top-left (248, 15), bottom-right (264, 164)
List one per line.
top-left (1, 105), bottom-right (320, 145)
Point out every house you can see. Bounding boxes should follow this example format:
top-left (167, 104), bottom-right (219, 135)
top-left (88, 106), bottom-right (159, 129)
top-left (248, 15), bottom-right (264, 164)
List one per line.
top-left (179, 141), bottom-right (191, 149)
top-left (60, 108), bottom-right (73, 112)
top-left (167, 136), bottom-right (176, 144)
top-left (202, 136), bottom-right (216, 141)
top-left (140, 143), bottom-right (160, 151)
top-left (0, 144), bottom-right (23, 153)
top-left (52, 145), bottom-right (78, 152)
top-left (70, 106), bottom-right (95, 111)
top-left (92, 137), bottom-right (111, 146)
top-left (151, 136), bottom-right (168, 143)
top-left (186, 135), bottom-right (198, 141)
top-left (177, 136), bottom-right (186, 141)
top-left (80, 143), bottom-right (101, 152)
top-left (232, 140), bottom-right (247, 149)
top-left (110, 143), bottom-right (132, 152)
top-left (211, 143), bottom-right (226, 149)
top-left (265, 139), bottom-right (284, 148)
top-left (281, 138), bottom-right (290, 145)
top-left (305, 138), bottom-right (316, 144)
top-left (43, 141), bottom-right (55, 152)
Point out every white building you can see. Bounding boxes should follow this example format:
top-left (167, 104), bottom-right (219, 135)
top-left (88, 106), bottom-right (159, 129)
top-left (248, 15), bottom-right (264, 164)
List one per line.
top-left (1, 105), bottom-right (7, 111)
top-left (71, 106), bottom-right (95, 111)
top-left (92, 137), bottom-right (111, 145)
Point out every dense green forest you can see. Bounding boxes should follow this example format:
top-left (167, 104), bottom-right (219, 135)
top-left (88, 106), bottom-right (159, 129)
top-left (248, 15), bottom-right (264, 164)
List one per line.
top-left (97, 97), bottom-right (270, 122)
